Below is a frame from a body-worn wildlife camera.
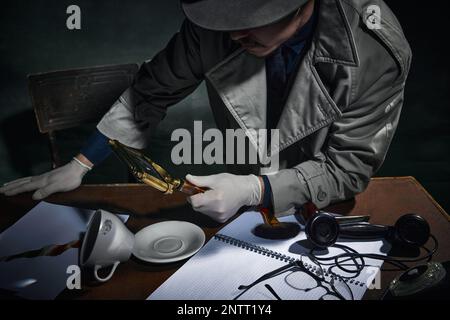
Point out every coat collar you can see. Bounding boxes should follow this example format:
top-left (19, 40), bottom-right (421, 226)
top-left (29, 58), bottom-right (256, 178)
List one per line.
top-left (312, 0), bottom-right (359, 66)
top-left (205, 0), bottom-right (359, 156)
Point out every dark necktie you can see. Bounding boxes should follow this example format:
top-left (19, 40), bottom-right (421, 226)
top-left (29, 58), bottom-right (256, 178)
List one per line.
top-left (266, 46), bottom-right (289, 130)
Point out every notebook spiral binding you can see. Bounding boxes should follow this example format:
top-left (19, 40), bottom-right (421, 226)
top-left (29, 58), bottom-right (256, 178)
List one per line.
top-left (214, 234), bottom-right (365, 287)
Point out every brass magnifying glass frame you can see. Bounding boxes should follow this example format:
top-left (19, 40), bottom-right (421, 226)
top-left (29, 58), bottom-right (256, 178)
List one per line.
top-left (108, 139), bottom-right (204, 196)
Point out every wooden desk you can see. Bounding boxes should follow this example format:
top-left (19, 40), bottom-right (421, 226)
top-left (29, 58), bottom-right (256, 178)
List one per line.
top-left (1, 176), bottom-right (448, 300)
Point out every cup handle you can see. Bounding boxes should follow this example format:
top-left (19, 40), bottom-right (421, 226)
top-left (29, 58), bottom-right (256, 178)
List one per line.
top-left (94, 262), bottom-right (120, 282)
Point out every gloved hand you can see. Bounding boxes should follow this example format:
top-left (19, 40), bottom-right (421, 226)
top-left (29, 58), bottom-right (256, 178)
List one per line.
top-left (186, 173), bottom-right (263, 223)
top-left (0, 157), bottom-right (91, 200)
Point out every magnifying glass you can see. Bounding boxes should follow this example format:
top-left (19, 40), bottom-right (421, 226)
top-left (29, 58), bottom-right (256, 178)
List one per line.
top-left (110, 140), bottom-right (297, 234)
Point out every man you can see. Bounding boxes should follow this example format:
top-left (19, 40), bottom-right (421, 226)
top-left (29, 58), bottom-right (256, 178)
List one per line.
top-left (1, 0), bottom-right (411, 223)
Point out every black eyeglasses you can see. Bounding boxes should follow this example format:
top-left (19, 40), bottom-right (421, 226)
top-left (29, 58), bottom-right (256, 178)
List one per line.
top-left (233, 258), bottom-right (354, 300)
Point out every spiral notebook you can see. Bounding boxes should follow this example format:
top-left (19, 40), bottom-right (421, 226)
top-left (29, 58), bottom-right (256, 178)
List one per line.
top-left (148, 211), bottom-right (387, 300)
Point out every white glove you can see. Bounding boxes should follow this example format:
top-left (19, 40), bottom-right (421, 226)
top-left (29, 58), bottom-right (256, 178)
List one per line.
top-left (0, 158), bottom-right (91, 200)
top-left (186, 173), bottom-right (263, 223)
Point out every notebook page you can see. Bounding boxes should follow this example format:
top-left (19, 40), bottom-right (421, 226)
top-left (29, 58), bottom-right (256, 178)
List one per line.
top-left (148, 234), bottom-right (351, 300)
top-left (148, 211), bottom-right (387, 300)
top-left (149, 234), bottom-right (289, 300)
top-left (218, 211), bottom-right (388, 298)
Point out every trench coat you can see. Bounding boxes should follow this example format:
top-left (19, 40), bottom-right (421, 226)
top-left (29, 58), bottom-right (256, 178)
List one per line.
top-left (97, 0), bottom-right (412, 215)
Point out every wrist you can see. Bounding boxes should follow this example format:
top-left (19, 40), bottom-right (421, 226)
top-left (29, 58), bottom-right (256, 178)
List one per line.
top-left (246, 174), bottom-right (263, 206)
top-left (75, 153), bottom-right (94, 169)
top-left (72, 154), bottom-right (93, 172)
top-left (257, 176), bottom-right (264, 206)
top-left (79, 129), bottom-right (113, 166)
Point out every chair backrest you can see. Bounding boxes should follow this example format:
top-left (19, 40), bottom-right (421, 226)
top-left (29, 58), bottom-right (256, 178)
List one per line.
top-left (28, 63), bottom-right (139, 167)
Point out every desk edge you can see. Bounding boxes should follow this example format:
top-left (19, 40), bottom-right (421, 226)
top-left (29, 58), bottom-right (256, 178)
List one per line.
top-left (79, 177), bottom-right (449, 221)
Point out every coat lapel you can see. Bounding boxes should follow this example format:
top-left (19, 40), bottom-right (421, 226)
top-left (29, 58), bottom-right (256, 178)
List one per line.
top-left (274, 44), bottom-right (342, 155)
top-left (205, 48), bottom-right (267, 152)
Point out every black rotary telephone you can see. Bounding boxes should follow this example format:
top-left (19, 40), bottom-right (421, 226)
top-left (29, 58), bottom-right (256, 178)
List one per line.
top-left (304, 212), bottom-right (431, 248)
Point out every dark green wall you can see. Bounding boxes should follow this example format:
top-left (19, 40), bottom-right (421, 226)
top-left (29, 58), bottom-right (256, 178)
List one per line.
top-left (1, 0), bottom-right (448, 213)
top-left (376, 1), bottom-right (450, 213)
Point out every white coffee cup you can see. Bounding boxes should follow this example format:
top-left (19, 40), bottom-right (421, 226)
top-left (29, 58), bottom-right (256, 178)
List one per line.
top-left (80, 209), bottom-right (134, 282)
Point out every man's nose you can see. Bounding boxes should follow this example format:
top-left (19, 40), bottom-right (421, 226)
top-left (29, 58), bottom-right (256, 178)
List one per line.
top-left (230, 29), bottom-right (251, 41)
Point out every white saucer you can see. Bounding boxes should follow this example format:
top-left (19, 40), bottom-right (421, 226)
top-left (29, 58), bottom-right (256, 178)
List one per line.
top-left (132, 221), bottom-right (205, 263)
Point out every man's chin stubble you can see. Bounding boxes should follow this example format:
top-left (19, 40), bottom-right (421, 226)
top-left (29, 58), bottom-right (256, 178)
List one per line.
top-left (247, 48), bottom-right (277, 58)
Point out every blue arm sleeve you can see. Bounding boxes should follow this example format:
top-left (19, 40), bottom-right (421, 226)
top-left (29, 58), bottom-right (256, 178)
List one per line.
top-left (261, 175), bottom-right (274, 211)
top-left (79, 129), bottom-right (113, 166)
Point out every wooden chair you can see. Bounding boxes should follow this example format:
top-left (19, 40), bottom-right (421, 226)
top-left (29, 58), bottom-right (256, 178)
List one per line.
top-left (28, 63), bottom-right (139, 168)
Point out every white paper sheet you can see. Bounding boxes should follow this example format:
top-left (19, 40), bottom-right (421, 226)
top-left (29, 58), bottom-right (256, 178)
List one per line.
top-left (0, 201), bottom-right (128, 299)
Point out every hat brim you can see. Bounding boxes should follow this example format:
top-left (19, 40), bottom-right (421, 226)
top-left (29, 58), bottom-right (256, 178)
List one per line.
top-left (181, 0), bottom-right (309, 31)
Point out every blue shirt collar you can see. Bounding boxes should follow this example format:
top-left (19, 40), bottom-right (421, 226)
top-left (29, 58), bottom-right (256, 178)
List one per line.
top-left (282, 7), bottom-right (317, 55)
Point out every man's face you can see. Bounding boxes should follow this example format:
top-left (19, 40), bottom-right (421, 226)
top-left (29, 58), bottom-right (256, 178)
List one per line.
top-left (229, 0), bottom-right (314, 57)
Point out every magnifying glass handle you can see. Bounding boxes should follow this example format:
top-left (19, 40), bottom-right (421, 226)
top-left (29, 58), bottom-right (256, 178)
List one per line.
top-left (179, 180), bottom-right (208, 195)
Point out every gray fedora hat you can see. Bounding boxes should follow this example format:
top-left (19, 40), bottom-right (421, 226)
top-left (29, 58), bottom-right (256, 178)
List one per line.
top-left (181, 0), bottom-right (309, 31)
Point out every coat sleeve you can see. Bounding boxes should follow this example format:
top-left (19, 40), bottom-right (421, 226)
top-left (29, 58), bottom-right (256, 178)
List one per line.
top-left (97, 20), bottom-right (204, 148)
top-left (267, 61), bottom-right (411, 214)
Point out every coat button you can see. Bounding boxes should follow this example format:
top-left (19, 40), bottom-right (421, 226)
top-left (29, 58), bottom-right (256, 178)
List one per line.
top-left (317, 187), bottom-right (327, 202)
